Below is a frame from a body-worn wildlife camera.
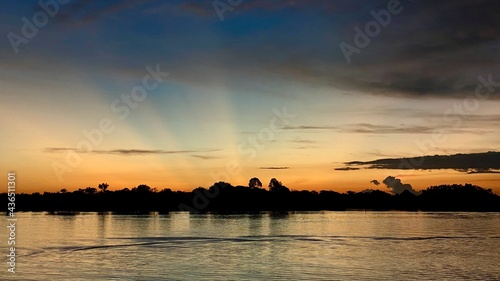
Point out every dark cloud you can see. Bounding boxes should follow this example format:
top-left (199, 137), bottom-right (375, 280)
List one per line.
top-left (383, 176), bottom-right (420, 195)
top-left (332, 0), bottom-right (500, 99)
top-left (21, 0), bottom-right (500, 101)
top-left (370, 180), bottom-right (380, 186)
top-left (44, 148), bottom-right (221, 155)
top-left (53, 0), bottom-right (157, 26)
top-left (189, 0), bottom-right (500, 99)
top-left (179, 0), bottom-right (339, 18)
top-left (234, 0), bottom-right (338, 12)
top-left (260, 167), bottom-right (290, 170)
top-left (342, 151), bottom-right (500, 173)
top-left (335, 167), bottom-right (360, 171)
top-left (178, 1), bottom-right (213, 17)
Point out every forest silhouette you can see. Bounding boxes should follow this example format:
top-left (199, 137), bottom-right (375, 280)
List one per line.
top-left (3, 178), bottom-right (499, 213)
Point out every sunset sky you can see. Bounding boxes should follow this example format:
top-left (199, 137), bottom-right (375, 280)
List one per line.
top-left (1, 0), bottom-right (499, 194)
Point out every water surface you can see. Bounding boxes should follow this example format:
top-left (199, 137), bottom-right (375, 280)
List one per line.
top-left (1, 212), bottom-right (499, 280)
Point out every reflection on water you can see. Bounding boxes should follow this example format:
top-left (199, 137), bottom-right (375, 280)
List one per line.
top-left (1, 212), bottom-right (499, 280)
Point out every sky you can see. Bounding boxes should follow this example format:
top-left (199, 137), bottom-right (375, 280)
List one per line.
top-left (1, 0), bottom-right (499, 194)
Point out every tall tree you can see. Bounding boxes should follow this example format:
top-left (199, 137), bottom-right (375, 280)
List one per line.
top-left (98, 183), bottom-right (109, 192)
top-left (249, 177), bottom-right (262, 188)
top-left (269, 178), bottom-right (290, 192)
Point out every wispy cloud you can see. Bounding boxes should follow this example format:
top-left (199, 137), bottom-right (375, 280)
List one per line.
top-left (335, 167), bottom-right (360, 171)
top-left (343, 124), bottom-right (492, 135)
top-left (284, 125), bottom-right (338, 131)
top-left (44, 148), bottom-right (221, 155)
top-left (260, 167), bottom-right (290, 170)
top-left (284, 123), bottom-right (492, 135)
top-left (289, 139), bottom-right (318, 144)
top-left (294, 146), bottom-right (318, 150)
top-left (191, 155), bottom-right (223, 160)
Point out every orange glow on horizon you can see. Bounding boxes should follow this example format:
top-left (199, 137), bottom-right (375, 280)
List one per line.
top-left (13, 167), bottom-right (500, 195)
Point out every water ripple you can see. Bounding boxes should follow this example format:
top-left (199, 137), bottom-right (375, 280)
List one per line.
top-left (23, 234), bottom-right (497, 255)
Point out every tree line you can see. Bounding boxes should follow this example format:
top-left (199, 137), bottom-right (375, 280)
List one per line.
top-left (2, 178), bottom-right (499, 213)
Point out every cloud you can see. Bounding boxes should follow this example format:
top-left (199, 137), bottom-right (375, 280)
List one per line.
top-left (343, 124), bottom-right (442, 134)
top-left (289, 139), bottom-right (317, 144)
top-left (466, 169), bottom-right (500, 174)
top-left (284, 123), bottom-right (491, 135)
top-left (95, 149), bottom-right (201, 155)
top-left (259, 167), bottom-right (290, 170)
top-left (179, 0), bottom-right (339, 18)
top-left (334, 167), bottom-right (360, 171)
top-left (19, 0), bottom-right (500, 101)
top-left (341, 151), bottom-right (500, 173)
top-left (44, 148), bottom-right (221, 155)
top-left (293, 146), bottom-right (318, 150)
top-left (186, 0), bottom-right (500, 100)
top-left (370, 180), bottom-right (380, 186)
top-left (178, 1), bottom-right (214, 17)
top-left (284, 125), bottom-right (338, 131)
top-left (53, 0), bottom-right (157, 26)
top-left (191, 155), bottom-right (223, 160)
top-left (383, 176), bottom-right (420, 195)
top-left (331, 0), bottom-right (500, 99)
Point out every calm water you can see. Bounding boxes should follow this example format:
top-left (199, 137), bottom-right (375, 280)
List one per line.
top-left (1, 212), bottom-right (499, 280)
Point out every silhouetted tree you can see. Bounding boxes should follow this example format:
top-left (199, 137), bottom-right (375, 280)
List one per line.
top-left (4, 181), bottom-right (499, 213)
top-left (98, 183), bottom-right (109, 192)
top-left (249, 177), bottom-right (262, 188)
top-left (269, 178), bottom-right (290, 193)
top-left (84, 187), bottom-right (97, 195)
top-left (420, 183), bottom-right (498, 211)
top-left (59, 188), bottom-right (68, 193)
top-left (134, 184), bottom-right (151, 193)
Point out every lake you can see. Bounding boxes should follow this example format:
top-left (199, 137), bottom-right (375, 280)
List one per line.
top-left (1, 212), bottom-right (499, 280)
